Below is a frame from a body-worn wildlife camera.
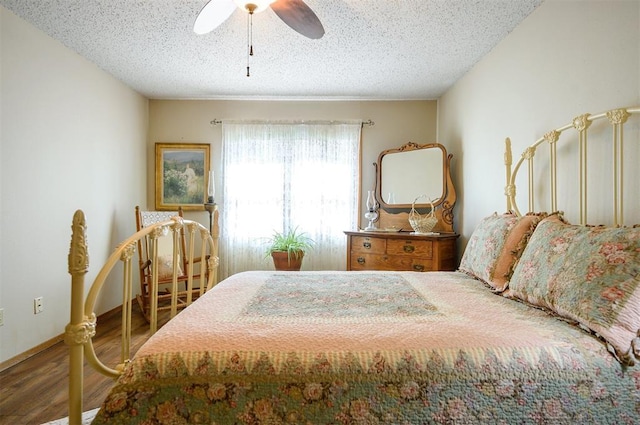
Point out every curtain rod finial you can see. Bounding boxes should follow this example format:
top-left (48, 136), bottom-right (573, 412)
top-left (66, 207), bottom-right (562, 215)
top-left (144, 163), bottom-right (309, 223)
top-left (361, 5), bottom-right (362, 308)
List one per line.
top-left (210, 119), bottom-right (222, 126)
top-left (362, 119), bottom-right (375, 127)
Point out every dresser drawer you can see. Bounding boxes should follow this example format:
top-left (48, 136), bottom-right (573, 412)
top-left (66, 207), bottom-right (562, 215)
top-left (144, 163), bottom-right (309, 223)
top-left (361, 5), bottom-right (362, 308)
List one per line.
top-left (350, 252), bottom-right (388, 270)
top-left (386, 239), bottom-right (433, 257)
top-left (408, 258), bottom-right (436, 272)
top-left (350, 252), bottom-right (434, 272)
top-left (350, 235), bottom-right (386, 254)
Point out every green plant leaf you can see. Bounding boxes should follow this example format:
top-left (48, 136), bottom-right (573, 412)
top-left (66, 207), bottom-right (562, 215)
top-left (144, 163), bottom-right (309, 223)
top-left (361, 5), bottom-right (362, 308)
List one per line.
top-left (264, 226), bottom-right (314, 261)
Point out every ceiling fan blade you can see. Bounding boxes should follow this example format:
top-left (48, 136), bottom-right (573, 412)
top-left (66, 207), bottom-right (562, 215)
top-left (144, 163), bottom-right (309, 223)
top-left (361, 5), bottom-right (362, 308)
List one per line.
top-left (193, 0), bottom-right (236, 35)
top-left (271, 0), bottom-right (325, 39)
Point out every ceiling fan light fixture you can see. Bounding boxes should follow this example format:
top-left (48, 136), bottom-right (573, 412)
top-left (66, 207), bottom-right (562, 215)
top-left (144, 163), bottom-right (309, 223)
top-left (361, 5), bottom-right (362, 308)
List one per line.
top-left (233, 0), bottom-right (275, 14)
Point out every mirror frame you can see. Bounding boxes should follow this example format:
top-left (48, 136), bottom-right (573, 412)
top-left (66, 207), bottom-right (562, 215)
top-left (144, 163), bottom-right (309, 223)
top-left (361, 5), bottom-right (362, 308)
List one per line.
top-left (374, 142), bottom-right (456, 233)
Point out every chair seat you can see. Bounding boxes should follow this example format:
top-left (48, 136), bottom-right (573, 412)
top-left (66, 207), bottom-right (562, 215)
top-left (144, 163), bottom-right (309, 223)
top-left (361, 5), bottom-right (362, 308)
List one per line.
top-left (135, 206), bottom-right (212, 326)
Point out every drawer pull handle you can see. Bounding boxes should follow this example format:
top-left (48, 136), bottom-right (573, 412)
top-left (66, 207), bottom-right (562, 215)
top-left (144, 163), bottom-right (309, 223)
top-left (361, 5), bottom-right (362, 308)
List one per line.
top-left (403, 245), bottom-right (415, 253)
top-left (357, 257), bottom-right (366, 265)
top-left (413, 264), bottom-right (425, 272)
top-left (363, 242), bottom-right (371, 249)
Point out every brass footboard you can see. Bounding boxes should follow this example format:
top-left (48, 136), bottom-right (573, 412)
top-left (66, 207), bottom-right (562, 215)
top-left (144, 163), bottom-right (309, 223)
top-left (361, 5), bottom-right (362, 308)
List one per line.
top-left (65, 210), bottom-right (219, 425)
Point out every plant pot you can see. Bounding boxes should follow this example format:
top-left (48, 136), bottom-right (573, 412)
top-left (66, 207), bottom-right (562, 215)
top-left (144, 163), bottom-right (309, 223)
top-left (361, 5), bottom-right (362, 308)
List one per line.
top-left (271, 251), bottom-right (304, 271)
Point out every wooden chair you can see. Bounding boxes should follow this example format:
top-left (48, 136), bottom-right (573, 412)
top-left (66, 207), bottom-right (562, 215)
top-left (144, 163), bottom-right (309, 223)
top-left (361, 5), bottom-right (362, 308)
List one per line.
top-left (135, 206), bottom-right (209, 323)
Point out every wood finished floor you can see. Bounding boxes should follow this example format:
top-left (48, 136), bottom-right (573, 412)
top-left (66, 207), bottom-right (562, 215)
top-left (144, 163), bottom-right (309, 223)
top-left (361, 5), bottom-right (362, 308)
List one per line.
top-left (0, 307), bottom-right (169, 425)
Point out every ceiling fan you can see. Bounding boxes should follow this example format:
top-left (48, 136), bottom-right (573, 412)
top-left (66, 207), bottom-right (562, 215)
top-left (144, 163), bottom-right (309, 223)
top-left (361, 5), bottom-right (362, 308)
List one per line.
top-left (193, 0), bottom-right (325, 40)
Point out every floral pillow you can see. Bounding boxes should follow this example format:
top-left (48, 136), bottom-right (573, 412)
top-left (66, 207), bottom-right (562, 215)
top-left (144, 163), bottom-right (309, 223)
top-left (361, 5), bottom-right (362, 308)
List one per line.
top-left (156, 254), bottom-right (183, 279)
top-left (459, 212), bottom-right (545, 292)
top-left (508, 217), bottom-right (640, 365)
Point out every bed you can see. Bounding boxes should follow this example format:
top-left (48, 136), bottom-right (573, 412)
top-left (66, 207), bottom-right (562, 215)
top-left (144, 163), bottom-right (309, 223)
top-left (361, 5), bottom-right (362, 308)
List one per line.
top-left (66, 106), bottom-right (640, 424)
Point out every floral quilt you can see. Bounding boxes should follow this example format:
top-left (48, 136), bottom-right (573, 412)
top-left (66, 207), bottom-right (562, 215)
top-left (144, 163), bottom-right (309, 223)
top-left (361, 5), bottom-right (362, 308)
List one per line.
top-left (92, 271), bottom-right (639, 424)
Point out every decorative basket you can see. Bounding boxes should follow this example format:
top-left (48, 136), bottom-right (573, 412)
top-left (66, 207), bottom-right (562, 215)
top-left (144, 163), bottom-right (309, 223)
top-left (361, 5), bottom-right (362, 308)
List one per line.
top-left (408, 195), bottom-right (438, 234)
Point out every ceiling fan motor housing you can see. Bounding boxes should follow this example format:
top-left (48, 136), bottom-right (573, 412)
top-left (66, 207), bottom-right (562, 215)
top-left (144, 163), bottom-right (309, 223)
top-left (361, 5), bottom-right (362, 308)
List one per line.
top-left (234, 1), bottom-right (275, 14)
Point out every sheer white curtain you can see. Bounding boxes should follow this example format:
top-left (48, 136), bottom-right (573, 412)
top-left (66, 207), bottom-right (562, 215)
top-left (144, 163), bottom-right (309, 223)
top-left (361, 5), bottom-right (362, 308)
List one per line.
top-left (220, 121), bottom-right (361, 278)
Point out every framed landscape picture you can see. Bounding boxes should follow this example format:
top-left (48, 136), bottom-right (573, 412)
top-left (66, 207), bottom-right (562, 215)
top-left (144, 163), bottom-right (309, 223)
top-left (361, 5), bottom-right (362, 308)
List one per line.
top-left (155, 143), bottom-right (210, 211)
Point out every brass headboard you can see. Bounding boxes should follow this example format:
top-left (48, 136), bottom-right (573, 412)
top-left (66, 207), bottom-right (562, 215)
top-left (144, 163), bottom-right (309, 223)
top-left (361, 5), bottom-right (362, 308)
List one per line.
top-left (505, 106), bottom-right (640, 226)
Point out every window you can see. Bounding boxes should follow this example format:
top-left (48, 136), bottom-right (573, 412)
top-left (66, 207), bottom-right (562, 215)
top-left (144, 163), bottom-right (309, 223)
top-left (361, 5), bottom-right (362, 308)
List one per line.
top-left (220, 121), bottom-right (361, 277)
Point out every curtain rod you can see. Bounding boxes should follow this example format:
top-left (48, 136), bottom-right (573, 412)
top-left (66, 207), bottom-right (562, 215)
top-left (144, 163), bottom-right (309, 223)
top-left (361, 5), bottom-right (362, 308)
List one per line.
top-left (210, 119), bottom-right (375, 127)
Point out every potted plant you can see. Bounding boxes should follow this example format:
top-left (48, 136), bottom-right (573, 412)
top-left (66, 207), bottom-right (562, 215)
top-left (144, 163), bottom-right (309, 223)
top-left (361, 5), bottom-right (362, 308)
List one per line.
top-left (264, 227), bottom-right (314, 271)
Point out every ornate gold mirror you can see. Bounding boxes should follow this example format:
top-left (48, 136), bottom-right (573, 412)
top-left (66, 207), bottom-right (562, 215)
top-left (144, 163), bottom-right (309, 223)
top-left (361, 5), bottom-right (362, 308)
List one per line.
top-left (374, 142), bottom-right (456, 233)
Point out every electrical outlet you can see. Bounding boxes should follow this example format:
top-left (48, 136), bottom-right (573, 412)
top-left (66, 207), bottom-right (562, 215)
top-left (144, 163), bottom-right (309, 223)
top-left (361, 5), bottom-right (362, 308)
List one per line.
top-left (0, 308), bottom-right (4, 326)
top-left (34, 297), bottom-right (44, 314)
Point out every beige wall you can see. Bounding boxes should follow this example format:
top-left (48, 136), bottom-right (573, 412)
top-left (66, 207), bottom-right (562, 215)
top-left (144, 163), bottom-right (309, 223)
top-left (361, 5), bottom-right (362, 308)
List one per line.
top-left (438, 0), bottom-right (640, 252)
top-left (0, 7), bottom-right (148, 364)
top-left (148, 100), bottom-right (438, 234)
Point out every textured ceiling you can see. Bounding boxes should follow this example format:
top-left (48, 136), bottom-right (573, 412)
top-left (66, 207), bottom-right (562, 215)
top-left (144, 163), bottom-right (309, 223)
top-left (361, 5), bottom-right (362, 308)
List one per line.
top-left (0, 0), bottom-right (544, 100)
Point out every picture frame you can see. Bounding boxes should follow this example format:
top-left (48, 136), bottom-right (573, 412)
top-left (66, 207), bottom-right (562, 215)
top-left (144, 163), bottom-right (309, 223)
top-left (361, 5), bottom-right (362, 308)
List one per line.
top-left (155, 143), bottom-right (211, 211)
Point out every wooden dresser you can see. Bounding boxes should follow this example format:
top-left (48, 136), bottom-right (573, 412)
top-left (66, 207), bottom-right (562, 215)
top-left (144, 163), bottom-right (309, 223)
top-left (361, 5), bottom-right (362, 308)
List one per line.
top-left (345, 231), bottom-right (458, 272)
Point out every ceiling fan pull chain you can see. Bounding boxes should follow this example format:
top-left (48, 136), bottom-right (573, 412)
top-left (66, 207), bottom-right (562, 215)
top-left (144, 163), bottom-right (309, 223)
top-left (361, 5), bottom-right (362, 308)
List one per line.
top-left (245, 9), bottom-right (255, 77)
top-left (250, 11), bottom-right (254, 57)
top-left (245, 11), bottom-right (251, 77)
